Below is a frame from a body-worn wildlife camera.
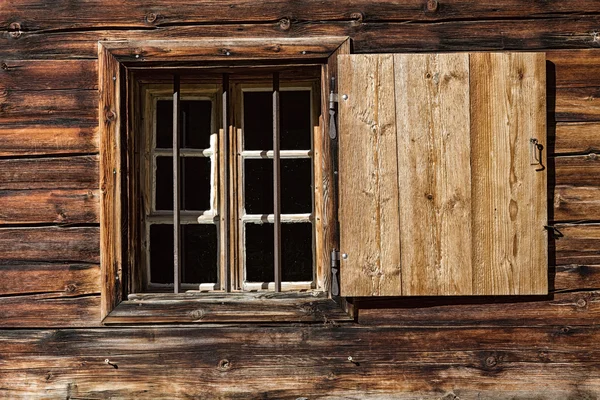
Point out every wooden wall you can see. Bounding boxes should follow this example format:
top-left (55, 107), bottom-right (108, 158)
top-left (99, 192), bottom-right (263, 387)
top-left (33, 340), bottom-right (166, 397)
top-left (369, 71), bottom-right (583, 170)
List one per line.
top-left (1, 1), bottom-right (600, 397)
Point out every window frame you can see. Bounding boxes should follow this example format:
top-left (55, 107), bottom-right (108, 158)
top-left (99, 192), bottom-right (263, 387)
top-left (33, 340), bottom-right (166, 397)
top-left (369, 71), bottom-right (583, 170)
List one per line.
top-left (98, 37), bottom-right (353, 324)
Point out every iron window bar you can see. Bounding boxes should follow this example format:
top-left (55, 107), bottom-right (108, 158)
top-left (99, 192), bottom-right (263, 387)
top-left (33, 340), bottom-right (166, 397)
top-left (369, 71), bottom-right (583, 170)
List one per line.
top-left (173, 74), bottom-right (182, 294)
top-left (273, 72), bottom-right (282, 292)
top-left (222, 73), bottom-right (231, 292)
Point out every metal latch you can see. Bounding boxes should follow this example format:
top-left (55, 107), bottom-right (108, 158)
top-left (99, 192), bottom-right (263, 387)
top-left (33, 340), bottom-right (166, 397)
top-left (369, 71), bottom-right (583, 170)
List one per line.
top-left (329, 77), bottom-right (338, 140)
top-left (331, 249), bottom-right (340, 296)
top-left (530, 138), bottom-right (545, 171)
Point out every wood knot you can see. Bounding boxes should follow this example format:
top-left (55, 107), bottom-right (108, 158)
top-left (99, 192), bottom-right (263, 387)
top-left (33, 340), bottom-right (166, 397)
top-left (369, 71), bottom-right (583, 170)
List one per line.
top-left (9, 22), bottom-right (21, 38)
top-left (189, 309), bottom-right (205, 320)
top-left (426, 0), bottom-right (439, 12)
top-left (426, 193), bottom-right (433, 200)
top-left (425, 72), bottom-right (432, 79)
top-left (586, 153), bottom-right (598, 161)
top-left (0, 62), bottom-right (8, 71)
top-left (105, 110), bottom-right (116, 122)
top-left (350, 12), bottom-right (364, 25)
top-left (65, 284), bottom-right (77, 293)
top-left (278, 18), bottom-right (291, 31)
top-left (576, 298), bottom-right (587, 308)
top-left (217, 359), bottom-right (231, 371)
top-left (484, 356), bottom-right (497, 367)
top-left (146, 12), bottom-right (158, 23)
top-left (221, 48), bottom-right (231, 56)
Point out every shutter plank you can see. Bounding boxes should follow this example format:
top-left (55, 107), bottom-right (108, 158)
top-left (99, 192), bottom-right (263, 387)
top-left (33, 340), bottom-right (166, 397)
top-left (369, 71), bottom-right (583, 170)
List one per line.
top-left (470, 53), bottom-right (547, 295)
top-left (395, 54), bottom-right (473, 296)
top-left (338, 55), bottom-right (402, 296)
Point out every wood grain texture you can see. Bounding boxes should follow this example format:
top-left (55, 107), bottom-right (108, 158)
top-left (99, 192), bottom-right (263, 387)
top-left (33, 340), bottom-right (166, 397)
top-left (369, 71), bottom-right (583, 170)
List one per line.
top-left (553, 186), bottom-right (600, 222)
top-left (0, 189), bottom-right (99, 224)
top-left (395, 53), bottom-right (472, 296)
top-left (98, 43), bottom-right (122, 320)
top-left (470, 53), bottom-right (547, 295)
top-left (553, 122), bottom-right (600, 155)
top-left (0, 125), bottom-right (98, 156)
top-left (554, 154), bottom-right (600, 186)
top-left (4, 0), bottom-right (600, 31)
top-left (0, 156), bottom-right (98, 190)
top-left (0, 263), bottom-right (99, 297)
top-left (3, 17), bottom-right (600, 60)
top-left (338, 54), bottom-right (401, 297)
top-left (1, 326), bottom-right (600, 398)
top-left (0, 227), bottom-right (99, 263)
top-left (0, 60), bottom-right (97, 90)
top-left (554, 223), bottom-right (600, 266)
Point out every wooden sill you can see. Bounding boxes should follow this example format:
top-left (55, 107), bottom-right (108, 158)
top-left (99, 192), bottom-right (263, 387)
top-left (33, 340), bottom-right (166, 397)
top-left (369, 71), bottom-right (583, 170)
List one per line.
top-left (102, 291), bottom-right (353, 324)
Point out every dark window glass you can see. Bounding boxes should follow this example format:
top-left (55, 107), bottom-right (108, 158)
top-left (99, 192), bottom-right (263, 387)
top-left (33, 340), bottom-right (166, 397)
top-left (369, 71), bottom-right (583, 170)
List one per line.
top-left (243, 91), bottom-right (312, 150)
top-left (245, 223), bottom-right (313, 282)
top-left (244, 159), bottom-right (312, 214)
top-left (156, 100), bottom-right (212, 149)
top-left (156, 157), bottom-right (211, 211)
top-left (150, 224), bottom-right (218, 284)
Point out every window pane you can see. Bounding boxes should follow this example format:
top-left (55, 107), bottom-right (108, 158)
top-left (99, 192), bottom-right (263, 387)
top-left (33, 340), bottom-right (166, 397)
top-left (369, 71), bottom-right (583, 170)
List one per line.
top-left (245, 223), bottom-right (313, 282)
top-left (155, 156), bottom-right (211, 211)
top-left (150, 224), bottom-right (218, 285)
top-left (243, 90), bottom-right (312, 150)
top-left (156, 100), bottom-right (212, 149)
top-left (244, 159), bottom-right (312, 214)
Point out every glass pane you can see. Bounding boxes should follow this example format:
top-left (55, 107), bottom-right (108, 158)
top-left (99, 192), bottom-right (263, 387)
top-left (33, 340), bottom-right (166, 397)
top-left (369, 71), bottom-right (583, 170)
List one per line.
top-left (155, 156), bottom-right (211, 211)
top-left (150, 224), bottom-right (218, 285)
top-left (156, 100), bottom-right (212, 149)
top-left (243, 90), bottom-right (312, 150)
top-left (245, 223), bottom-right (313, 282)
top-left (244, 159), bottom-right (312, 214)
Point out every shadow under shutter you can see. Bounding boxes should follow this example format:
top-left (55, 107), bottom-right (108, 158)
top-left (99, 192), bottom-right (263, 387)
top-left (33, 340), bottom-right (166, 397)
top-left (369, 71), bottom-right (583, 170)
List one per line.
top-left (337, 52), bottom-right (547, 297)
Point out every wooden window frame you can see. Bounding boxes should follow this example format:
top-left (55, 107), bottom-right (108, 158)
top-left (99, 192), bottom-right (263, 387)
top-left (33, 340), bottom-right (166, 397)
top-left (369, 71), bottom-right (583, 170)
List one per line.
top-left (98, 37), bottom-right (353, 324)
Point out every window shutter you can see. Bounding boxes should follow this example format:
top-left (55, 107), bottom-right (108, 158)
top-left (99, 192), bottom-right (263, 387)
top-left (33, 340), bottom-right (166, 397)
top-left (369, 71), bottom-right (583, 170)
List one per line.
top-left (337, 52), bottom-right (547, 297)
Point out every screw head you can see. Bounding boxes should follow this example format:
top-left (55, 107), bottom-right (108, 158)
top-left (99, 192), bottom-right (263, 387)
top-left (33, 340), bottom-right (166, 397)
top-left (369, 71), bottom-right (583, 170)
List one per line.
top-left (342, 94), bottom-right (348, 100)
top-left (342, 253), bottom-right (348, 259)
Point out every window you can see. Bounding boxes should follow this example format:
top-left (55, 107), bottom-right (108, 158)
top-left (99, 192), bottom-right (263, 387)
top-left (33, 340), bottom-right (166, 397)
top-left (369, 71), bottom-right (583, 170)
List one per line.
top-left (99, 38), bottom-right (547, 324)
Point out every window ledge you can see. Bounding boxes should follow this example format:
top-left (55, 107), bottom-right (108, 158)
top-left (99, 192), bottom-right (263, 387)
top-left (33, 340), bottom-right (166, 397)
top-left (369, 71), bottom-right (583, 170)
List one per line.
top-left (102, 291), bottom-right (353, 324)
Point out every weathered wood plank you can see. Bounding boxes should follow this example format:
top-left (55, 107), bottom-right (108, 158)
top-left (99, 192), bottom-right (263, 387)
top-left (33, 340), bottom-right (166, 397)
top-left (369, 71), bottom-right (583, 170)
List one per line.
top-left (357, 291), bottom-right (600, 326)
top-left (3, 0), bottom-right (600, 30)
top-left (0, 295), bottom-right (100, 328)
top-left (547, 50), bottom-right (600, 88)
top-left (3, 17), bottom-right (600, 60)
top-left (0, 263), bottom-right (99, 296)
top-left (0, 155), bottom-right (98, 190)
top-left (470, 52), bottom-right (547, 295)
top-left (0, 227), bottom-right (99, 263)
top-left (554, 154), bottom-right (600, 187)
top-left (0, 60), bottom-right (97, 90)
top-left (338, 54), bottom-right (401, 297)
top-left (0, 89), bottom-right (97, 124)
top-left (552, 122), bottom-right (600, 155)
top-left (554, 223), bottom-right (600, 266)
top-left (0, 125), bottom-right (98, 156)
top-left (0, 326), bottom-right (599, 398)
top-left (395, 53), bottom-right (472, 296)
top-left (0, 189), bottom-right (99, 224)
top-left (553, 186), bottom-right (600, 222)
top-left (552, 86), bottom-right (600, 122)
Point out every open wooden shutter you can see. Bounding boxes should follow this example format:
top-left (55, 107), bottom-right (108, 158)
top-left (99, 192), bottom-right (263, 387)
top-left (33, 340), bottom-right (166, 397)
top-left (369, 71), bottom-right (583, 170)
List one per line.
top-left (338, 53), bottom-right (547, 296)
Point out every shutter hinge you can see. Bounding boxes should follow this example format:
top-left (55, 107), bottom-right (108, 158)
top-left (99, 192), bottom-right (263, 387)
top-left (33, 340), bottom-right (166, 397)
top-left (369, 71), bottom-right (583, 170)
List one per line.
top-left (329, 77), bottom-right (338, 140)
top-left (331, 249), bottom-right (340, 296)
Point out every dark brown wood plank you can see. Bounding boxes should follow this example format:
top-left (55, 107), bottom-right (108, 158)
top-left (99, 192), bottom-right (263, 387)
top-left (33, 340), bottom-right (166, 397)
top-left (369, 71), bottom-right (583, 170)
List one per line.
top-left (547, 50), bottom-right (600, 88)
top-left (0, 60), bottom-right (97, 90)
top-left (0, 155), bottom-right (98, 190)
top-left (0, 295), bottom-right (100, 328)
top-left (0, 263), bottom-right (99, 296)
top-left (0, 189), bottom-right (99, 224)
top-left (554, 223), bottom-right (600, 266)
top-left (0, 125), bottom-right (98, 156)
top-left (552, 122), bottom-right (600, 155)
top-left (0, 227), bottom-right (99, 263)
top-left (3, 17), bottom-right (600, 60)
top-left (0, 326), bottom-right (599, 397)
top-left (3, 0), bottom-right (600, 30)
top-left (357, 291), bottom-right (600, 326)
top-left (552, 86), bottom-right (600, 122)
top-left (553, 154), bottom-right (600, 187)
top-left (553, 186), bottom-right (600, 222)
top-left (0, 89), bottom-right (97, 124)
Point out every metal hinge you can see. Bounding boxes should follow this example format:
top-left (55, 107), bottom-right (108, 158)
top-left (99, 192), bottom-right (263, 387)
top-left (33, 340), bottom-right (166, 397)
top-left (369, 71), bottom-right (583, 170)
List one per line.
top-left (331, 249), bottom-right (340, 296)
top-left (329, 77), bottom-right (338, 140)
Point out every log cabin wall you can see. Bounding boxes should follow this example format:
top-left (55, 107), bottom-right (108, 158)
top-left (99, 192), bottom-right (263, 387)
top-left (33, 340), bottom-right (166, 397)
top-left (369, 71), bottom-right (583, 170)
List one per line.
top-left (1, 1), bottom-right (600, 398)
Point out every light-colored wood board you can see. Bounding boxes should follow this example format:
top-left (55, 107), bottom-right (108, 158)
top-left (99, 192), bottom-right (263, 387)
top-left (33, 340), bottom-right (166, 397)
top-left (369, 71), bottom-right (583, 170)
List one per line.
top-left (395, 53), bottom-right (472, 296)
top-left (470, 52), bottom-right (548, 295)
top-left (338, 54), bottom-right (401, 296)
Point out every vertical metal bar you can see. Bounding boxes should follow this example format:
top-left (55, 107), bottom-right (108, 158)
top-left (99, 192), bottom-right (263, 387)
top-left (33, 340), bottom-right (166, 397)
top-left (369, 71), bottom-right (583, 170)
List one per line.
top-left (222, 73), bottom-right (231, 292)
top-left (273, 72), bottom-right (282, 292)
top-left (173, 74), bottom-right (181, 293)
